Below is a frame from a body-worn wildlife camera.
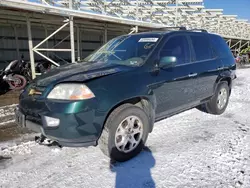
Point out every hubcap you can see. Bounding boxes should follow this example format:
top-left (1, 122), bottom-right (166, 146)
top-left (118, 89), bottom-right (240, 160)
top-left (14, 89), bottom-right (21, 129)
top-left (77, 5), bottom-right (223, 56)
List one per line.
top-left (217, 88), bottom-right (228, 110)
top-left (115, 115), bottom-right (143, 153)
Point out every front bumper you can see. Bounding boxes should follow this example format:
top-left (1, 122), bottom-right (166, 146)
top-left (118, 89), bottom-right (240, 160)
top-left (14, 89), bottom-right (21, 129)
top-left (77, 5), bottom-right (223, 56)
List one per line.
top-left (15, 95), bottom-right (105, 147)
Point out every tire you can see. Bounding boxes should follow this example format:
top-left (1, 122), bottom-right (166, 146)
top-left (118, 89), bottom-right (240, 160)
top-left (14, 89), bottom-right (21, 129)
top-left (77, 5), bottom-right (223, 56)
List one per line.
top-left (8, 74), bottom-right (27, 90)
top-left (198, 82), bottom-right (230, 115)
top-left (99, 104), bottom-right (150, 162)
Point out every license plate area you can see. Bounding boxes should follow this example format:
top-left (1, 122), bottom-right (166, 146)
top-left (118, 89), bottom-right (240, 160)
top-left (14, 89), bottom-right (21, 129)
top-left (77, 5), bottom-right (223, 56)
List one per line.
top-left (15, 108), bottom-right (25, 127)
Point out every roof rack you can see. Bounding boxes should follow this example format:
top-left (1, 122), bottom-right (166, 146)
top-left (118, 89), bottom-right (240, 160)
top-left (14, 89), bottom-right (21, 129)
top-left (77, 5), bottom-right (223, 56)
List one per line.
top-left (159, 27), bottom-right (187, 31)
top-left (189, 29), bottom-right (208, 33)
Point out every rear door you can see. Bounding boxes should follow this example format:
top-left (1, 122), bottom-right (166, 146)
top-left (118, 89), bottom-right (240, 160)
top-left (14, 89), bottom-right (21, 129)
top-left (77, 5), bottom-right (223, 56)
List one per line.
top-left (187, 33), bottom-right (223, 101)
top-left (152, 34), bottom-right (199, 119)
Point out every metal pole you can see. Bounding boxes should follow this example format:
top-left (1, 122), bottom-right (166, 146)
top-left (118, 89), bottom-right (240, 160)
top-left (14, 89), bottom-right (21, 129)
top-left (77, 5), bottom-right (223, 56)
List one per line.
top-left (34, 50), bottom-right (60, 66)
top-left (76, 26), bottom-right (81, 61)
top-left (136, 0), bottom-right (139, 21)
top-left (44, 26), bottom-right (49, 56)
top-left (217, 18), bottom-right (220, 34)
top-left (35, 49), bottom-right (72, 51)
top-left (135, 26), bottom-right (138, 33)
top-left (238, 40), bottom-right (242, 54)
top-left (229, 39), bottom-right (232, 48)
top-left (175, 0), bottom-right (178, 26)
top-left (33, 22), bottom-right (69, 49)
top-left (26, 18), bottom-right (36, 79)
top-left (104, 24), bottom-right (107, 44)
top-left (13, 25), bottom-right (20, 60)
top-left (230, 40), bottom-right (241, 49)
top-left (69, 16), bottom-right (75, 63)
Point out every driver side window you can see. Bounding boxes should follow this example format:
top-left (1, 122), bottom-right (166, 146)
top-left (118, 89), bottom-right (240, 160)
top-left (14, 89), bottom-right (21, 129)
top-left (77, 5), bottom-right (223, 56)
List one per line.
top-left (160, 35), bottom-right (190, 65)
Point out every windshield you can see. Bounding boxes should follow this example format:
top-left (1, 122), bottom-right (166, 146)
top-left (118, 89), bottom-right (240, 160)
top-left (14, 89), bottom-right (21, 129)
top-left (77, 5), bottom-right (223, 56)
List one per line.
top-left (84, 34), bottom-right (162, 67)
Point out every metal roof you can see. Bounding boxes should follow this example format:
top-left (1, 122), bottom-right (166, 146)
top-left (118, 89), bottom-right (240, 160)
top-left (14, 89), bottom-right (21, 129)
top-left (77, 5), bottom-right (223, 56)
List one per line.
top-left (0, 0), bottom-right (250, 40)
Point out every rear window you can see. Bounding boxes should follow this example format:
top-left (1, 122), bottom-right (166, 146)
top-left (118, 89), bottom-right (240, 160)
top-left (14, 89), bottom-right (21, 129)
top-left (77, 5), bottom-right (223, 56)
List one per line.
top-left (190, 35), bottom-right (214, 61)
top-left (209, 35), bottom-right (233, 57)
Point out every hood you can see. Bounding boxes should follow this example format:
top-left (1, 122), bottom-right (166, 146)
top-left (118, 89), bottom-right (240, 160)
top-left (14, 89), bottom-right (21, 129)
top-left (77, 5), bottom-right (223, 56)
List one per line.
top-left (34, 61), bottom-right (130, 87)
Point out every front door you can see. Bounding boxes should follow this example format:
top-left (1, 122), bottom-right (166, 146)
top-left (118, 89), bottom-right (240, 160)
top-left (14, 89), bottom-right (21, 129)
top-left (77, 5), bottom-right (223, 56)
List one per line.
top-left (150, 34), bottom-right (199, 119)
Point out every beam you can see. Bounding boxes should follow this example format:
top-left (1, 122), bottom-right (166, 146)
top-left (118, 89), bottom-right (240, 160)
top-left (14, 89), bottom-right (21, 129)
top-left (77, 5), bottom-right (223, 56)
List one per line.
top-left (77, 26), bottom-right (81, 61)
top-left (104, 24), bottom-right (107, 44)
top-left (33, 22), bottom-right (69, 50)
top-left (13, 25), bottom-right (20, 60)
top-left (44, 26), bottom-right (49, 56)
top-left (69, 16), bottom-right (75, 63)
top-left (34, 50), bottom-right (60, 66)
top-left (26, 18), bottom-right (36, 79)
top-left (230, 40), bottom-right (241, 49)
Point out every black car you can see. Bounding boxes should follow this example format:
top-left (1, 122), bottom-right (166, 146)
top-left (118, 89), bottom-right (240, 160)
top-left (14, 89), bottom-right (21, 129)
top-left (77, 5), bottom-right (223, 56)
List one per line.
top-left (15, 29), bottom-right (236, 162)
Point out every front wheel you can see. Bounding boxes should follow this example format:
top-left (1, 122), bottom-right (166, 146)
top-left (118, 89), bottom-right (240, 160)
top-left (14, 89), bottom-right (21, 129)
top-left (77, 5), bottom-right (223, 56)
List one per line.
top-left (99, 104), bottom-right (150, 162)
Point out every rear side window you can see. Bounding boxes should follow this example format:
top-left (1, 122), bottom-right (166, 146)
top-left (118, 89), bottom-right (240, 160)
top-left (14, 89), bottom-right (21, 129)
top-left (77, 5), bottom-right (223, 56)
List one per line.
top-left (190, 35), bottom-right (214, 61)
top-left (160, 35), bottom-right (190, 65)
top-left (209, 35), bottom-right (233, 57)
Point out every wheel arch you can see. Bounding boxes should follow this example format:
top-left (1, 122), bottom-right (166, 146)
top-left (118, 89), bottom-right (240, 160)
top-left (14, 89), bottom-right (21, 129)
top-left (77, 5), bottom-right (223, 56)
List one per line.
top-left (103, 96), bottom-right (156, 133)
top-left (214, 73), bottom-right (232, 95)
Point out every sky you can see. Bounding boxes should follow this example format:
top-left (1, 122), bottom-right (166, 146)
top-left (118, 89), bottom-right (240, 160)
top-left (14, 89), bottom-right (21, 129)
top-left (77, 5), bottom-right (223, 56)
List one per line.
top-left (204, 0), bottom-right (250, 21)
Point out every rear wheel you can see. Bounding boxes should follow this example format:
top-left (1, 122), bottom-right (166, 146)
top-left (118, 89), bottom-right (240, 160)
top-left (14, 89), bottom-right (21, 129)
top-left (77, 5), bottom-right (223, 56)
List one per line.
top-left (198, 82), bottom-right (230, 115)
top-left (99, 104), bottom-right (150, 162)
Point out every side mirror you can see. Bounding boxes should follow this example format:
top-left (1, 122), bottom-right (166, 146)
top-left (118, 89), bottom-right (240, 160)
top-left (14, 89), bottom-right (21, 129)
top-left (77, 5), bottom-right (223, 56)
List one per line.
top-left (159, 56), bottom-right (176, 68)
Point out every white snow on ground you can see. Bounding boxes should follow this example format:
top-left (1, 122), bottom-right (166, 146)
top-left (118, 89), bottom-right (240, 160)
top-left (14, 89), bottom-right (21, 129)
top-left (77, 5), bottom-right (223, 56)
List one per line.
top-left (0, 104), bottom-right (17, 116)
top-left (1, 69), bottom-right (250, 188)
top-left (0, 104), bottom-right (17, 128)
top-left (0, 120), bottom-right (15, 126)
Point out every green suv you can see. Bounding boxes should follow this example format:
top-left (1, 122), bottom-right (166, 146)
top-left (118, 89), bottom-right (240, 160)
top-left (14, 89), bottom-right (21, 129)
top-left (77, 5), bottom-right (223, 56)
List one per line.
top-left (15, 29), bottom-right (236, 161)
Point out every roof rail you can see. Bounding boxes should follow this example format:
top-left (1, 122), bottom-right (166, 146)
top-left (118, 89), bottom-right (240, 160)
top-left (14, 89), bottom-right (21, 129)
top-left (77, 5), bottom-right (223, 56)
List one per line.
top-left (159, 26), bottom-right (187, 31)
top-left (189, 29), bottom-right (208, 33)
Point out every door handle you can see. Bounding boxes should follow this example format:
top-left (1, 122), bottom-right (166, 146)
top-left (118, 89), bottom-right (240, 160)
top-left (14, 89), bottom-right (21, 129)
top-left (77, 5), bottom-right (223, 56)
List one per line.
top-left (188, 73), bottom-right (198, 77)
top-left (217, 67), bottom-right (224, 70)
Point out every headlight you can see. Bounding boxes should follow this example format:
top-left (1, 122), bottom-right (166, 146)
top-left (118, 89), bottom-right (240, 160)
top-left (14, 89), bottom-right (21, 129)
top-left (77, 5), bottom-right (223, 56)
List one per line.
top-left (47, 83), bottom-right (95, 100)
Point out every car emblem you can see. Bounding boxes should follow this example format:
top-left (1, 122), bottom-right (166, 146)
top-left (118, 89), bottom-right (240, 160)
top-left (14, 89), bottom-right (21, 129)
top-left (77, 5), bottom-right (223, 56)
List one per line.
top-left (29, 89), bottom-right (42, 96)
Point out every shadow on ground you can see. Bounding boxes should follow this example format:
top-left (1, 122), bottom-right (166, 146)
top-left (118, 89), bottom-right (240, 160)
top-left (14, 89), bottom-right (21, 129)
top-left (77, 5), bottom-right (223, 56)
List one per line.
top-left (110, 147), bottom-right (156, 188)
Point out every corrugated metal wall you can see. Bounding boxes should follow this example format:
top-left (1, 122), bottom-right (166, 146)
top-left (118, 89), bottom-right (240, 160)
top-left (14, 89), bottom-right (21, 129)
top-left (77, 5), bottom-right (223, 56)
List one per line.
top-left (0, 25), bottom-right (123, 69)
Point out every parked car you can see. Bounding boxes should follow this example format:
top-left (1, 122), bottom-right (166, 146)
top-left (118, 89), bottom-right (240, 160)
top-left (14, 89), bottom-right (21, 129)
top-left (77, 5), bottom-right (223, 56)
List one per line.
top-left (15, 28), bottom-right (236, 162)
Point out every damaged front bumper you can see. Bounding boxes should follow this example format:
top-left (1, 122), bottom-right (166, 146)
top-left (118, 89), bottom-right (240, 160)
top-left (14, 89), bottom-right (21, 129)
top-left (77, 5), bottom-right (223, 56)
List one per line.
top-left (15, 96), bottom-right (104, 147)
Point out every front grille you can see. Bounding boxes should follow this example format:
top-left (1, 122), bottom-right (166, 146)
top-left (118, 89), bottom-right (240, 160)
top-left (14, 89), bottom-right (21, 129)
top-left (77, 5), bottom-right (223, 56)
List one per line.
top-left (26, 115), bottom-right (42, 125)
top-left (20, 106), bottom-right (43, 125)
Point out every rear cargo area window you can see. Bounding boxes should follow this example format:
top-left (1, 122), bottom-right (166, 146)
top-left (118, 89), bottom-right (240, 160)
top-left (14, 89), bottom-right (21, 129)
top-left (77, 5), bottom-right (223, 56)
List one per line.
top-left (209, 35), bottom-right (233, 57)
top-left (190, 35), bottom-right (213, 61)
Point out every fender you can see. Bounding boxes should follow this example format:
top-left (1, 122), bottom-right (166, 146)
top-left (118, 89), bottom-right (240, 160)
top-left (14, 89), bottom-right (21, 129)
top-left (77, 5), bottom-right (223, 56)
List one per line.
top-left (100, 92), bottom-right (157, 134)
top-left (213, 70), bottom-right (233, 94)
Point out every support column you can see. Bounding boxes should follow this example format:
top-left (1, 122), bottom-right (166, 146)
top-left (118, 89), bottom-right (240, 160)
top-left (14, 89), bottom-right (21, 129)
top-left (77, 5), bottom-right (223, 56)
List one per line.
top-left (238, 40), bottom-right (242, 54)
top-left (44, 26), bottom-right (49, 56)
top-left (135, 26), bottom-right (138, 33)
top-left (217, 18), bottom-right (220, 34)
top-left (26, 18), bottom-right (36, 79)
top-left (136, 0), bottom-right (139, 21)
top-left (76, 26), bottom-right (81, 61)
top-left (175, 0), bottom-right (178, 26)
top-left (13, 25), bottom-right (20, 60)
top-left (69, 0), bottom-right (75, 63)
top-left (104, 24), bottom-right (107, 44)
top-left (69, 16), bottom-right (75, 63)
